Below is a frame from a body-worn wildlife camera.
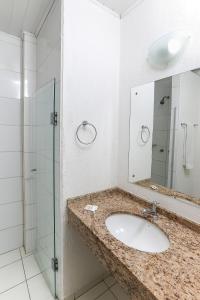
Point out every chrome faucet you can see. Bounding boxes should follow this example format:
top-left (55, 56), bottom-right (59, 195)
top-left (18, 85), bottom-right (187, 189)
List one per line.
top-left (142, 200), bottom-right (159, 220)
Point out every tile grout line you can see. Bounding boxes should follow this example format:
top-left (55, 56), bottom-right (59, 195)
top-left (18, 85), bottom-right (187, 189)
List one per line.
top-left (0, 280), bottom-right (26, 296)
top-left (0, 257), bottom-right (22, 270)
top-left (24, 269), bottom-right (42, 282)
top-left (0, 248), bottom-right (27, 295)
top-left (19, 247), bottom-right (33, 259)
top-left (0, 223), bottom-right (23, 232)
top-left (108, 287), bottom-right (118, 300)
top-left (76, 280), bottom-right (109, 300)
top-left (103, 280), bottom-right (118, 300)
top-left (94, 288), bottom-right (111, 300)
top-left (0, 247), bottom-right (19, 256)
top-left (19, 247), bottom-right (32, 300)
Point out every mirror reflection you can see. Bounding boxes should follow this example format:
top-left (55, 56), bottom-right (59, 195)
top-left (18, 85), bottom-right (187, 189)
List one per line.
top-left (129, 69), bottom-right (200, 205)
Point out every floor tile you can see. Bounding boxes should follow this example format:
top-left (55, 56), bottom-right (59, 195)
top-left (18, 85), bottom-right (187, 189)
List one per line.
top-left (0, 261), bottom-right (25, 293)
top-left (0, 282), bottom-right (29, 300)
top-left (110, 284), bottom-right (131, 300)
top-left (0, 249), bottom-right (21, 269)
top-left (77, 282), bottom-right (108, 300)
top-left (97, 290), bottom-right (116, 300)
top-left (22, 255), bottom-right (40, 280)
top-left (27, 274), bottom-right (54, 300)
top-left (104, 275), bottom-right (116, 288)
top-left (20, 247), bottom-right (32, 258)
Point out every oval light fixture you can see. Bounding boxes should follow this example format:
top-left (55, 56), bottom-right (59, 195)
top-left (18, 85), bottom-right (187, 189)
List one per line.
top-left (147, 31), bottom-right (190, 69)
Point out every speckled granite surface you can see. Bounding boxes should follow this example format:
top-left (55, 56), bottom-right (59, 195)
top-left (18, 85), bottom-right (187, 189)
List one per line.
top-left (137, 179), bottom-right (200, 206)
top-left (67, 188), bottom-right (200, 300)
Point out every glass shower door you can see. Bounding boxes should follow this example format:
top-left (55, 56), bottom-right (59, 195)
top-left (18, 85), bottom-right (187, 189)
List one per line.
top-left (33, 79), bottom-right (57, 297)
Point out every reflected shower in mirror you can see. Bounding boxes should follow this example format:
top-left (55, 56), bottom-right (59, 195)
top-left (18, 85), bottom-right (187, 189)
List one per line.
top-left (129, 69), bottom-right (200, 205)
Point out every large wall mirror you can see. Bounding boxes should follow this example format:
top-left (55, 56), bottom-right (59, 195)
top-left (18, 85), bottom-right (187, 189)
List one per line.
top-left (129, 69), bottom-right (200, 205)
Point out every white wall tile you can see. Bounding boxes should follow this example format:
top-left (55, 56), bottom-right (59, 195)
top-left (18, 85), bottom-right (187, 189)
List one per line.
top-left (152, 160), bottom-right (166, 177)
top-left (24, 177), bottom-right (36, 204)
top-left (0, 225), bottom-right (23, 254)
top-left (24, 203), bottom-right (36, 230)
top-left (0, 70), bottom-right (20, 99)
top-left (24, 228), bottom-right (36, 253)
top-left (23, 153), bottom-right (36, 179)
top-left (24, 98), bottom-right (35, 126)
top-left (24, 70), bottom-right (36, 98)
top-left (24, 126), bottom-right (35, 153)
top-left (0, 98), bottom-right (21, 125)
top-left (0, 202), bottom-right (23, 230)
top-left (0, 126), bottom-right (21, 152)
top-left (0, 32), bottom-right (22, 254)
top-left (24, 41), bottom-right (36, 71)
top-left (23, 33), bottom-right (37, 254)
top-left (0, 177), bottom-right (22, 205)
top-left (0, 31), bottom-right (21, 47)
top-left (0, 40), bottom-right (21, 72)
top-left (0, 152), bottom-right (22, 178)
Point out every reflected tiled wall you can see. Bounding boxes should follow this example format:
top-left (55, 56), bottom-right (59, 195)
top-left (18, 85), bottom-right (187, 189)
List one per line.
top-left (0, 31), bottom-right (22, 254)
top-left (22, 32), bottom-right (37, 253)
top-left (152, 78), bottom-right (172, 186)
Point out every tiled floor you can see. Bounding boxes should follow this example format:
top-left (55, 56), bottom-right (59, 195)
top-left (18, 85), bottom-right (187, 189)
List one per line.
top-left (0, 247), bottom-right (54, 300)
top-left (76, 275), bottom-right (131, 300)
top-left (0, 248), bottom-right (130, 300)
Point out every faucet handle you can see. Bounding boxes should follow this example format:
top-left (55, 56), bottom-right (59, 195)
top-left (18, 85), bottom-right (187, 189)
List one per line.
top-left (152, 200), bottom-right (160, 211)
top-left (153, 200), bottom-right (160, 205)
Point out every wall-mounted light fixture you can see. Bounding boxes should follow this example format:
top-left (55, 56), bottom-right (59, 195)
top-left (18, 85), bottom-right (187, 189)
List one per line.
top-left (147, 31), bottom-right (190, 69)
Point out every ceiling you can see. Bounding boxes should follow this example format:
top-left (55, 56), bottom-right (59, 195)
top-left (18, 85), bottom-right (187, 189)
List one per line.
top-left (0, 0), bottom-right (141, 38)
top-left (0, 0), bottom-right (54, 38)
top-left (96, 0), bottom-right (141, 15)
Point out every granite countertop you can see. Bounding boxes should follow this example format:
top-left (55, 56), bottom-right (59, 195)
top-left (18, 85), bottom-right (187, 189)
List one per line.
top-left (137, 179), bottom-right (200, 206)
top-left (67, 188), bottom-right (200, 300)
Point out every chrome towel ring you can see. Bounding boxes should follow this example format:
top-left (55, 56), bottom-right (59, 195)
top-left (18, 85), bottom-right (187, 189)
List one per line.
top-left (76, 121), bottom-right (97, 145)
top-left (141, 125), bottom-right (151, 144)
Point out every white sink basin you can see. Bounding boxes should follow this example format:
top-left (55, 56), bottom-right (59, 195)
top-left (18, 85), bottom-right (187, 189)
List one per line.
top-left (105, 213), bottom-right (170, 253)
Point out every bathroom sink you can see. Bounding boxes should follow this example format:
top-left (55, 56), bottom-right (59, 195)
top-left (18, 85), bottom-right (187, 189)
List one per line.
top-left (105, 213), bottom-right (170, 253)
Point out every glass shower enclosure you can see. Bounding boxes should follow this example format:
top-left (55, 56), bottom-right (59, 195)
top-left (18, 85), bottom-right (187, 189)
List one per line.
top-left (31, 79), bottom-right (59, 297)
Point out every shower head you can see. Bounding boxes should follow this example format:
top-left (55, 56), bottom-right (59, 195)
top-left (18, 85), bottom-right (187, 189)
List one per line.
top-left (160, 96), bottom-right (170, 105)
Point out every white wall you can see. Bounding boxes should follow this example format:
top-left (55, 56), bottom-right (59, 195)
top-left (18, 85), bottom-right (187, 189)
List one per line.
top-left (119, 0), bottom-right (200, 223)
top-left (0, 31), bottom-right (22, 254)
top-left (62, 0), bottom-right (120, 298)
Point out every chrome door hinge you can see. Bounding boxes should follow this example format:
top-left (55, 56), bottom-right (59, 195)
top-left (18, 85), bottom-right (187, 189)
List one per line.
top-left (51, 112), bottom-right (58, 126)
top-left (51, 257), bottom-right (58, 272)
